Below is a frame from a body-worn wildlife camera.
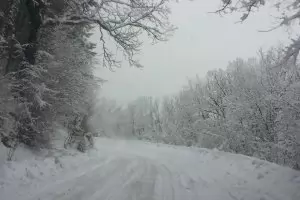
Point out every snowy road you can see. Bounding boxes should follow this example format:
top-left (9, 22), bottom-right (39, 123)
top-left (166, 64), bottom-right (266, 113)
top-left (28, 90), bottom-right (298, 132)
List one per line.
top-left (1, 138), bottom-right (300, 200)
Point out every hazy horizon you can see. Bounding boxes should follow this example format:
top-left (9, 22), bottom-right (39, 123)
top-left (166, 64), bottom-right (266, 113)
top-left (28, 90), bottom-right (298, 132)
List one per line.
top-left (93, 0), bottom-right (289, 105)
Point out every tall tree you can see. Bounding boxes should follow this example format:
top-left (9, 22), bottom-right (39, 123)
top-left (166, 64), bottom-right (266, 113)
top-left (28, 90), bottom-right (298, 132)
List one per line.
top-left (0, 0), bottom-right (173, 150)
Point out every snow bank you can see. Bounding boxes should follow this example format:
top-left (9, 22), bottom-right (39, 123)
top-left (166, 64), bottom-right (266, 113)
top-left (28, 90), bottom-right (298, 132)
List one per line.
top-left (0, 141), bottom-right (105, 190)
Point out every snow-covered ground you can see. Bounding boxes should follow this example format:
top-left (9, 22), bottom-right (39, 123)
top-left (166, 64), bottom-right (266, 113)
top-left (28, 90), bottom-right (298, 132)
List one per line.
top-left (0, 138), bottom-right (299, 200)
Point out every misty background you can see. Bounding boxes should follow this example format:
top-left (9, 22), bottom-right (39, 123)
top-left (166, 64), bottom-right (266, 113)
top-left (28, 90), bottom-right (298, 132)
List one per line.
top-left (94, 0), bottom-right (289, 104)
top-left (1, 0), bottom-right (300, 174)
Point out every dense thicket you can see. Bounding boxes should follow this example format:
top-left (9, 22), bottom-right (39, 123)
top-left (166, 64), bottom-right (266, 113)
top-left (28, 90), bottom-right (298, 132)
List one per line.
top-left (0, 0), bottom-right (173, 155)
top-left (0, 1), bottom-right (100, 152)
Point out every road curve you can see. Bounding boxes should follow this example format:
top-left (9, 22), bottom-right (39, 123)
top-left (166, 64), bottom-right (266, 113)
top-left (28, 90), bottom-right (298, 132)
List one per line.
top-left (1, 138), bottom-right (299, 200)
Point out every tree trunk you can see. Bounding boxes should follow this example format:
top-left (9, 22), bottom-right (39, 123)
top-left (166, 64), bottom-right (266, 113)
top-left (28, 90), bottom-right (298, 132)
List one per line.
top-left (2, 0), bottom-right (46, 149)
top-left (5, 0), bottom-right (42, 74)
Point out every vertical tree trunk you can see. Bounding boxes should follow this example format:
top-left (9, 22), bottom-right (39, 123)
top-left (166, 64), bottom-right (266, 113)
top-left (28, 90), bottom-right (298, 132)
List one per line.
top-left (5, 0), bottom-right (42, 74)
top-left (2, 0), bottom-right (47, 149)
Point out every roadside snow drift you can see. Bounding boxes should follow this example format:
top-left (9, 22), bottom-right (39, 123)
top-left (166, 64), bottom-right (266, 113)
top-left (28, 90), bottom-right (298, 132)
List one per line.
top-left (0, 138), bottom-right (299, 200)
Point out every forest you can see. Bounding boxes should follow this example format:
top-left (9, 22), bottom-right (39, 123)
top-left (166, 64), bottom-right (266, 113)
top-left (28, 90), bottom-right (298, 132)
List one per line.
top-left (1, 0), bottom-right (300, 171)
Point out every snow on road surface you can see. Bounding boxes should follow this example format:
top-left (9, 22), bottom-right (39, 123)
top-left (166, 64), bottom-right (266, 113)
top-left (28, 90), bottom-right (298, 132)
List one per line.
top-left (0, 138), bottom-right (300, 200)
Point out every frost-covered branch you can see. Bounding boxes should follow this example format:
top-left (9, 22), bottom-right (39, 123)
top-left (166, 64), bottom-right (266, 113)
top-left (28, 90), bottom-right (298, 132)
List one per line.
top-left (216, 0), bottom-right (300, 63)
top-left (43, 0), bottom-right (174, 68)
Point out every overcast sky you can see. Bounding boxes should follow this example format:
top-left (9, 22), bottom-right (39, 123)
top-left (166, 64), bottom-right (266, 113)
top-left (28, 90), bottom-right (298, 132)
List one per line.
top-left (92, 0), bottom-right (288, 105)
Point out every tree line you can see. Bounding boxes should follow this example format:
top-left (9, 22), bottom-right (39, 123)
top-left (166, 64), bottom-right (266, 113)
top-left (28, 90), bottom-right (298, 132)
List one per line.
top-left (93, 47), bottom-right (300, 170)
top-left (91, 0), bottom-right (300, 170)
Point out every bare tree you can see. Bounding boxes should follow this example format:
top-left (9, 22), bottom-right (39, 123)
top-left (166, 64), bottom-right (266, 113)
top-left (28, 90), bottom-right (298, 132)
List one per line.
top-left (44, 0), bottom-right (175, 68)
top-left (128, 103), bottom-right (137, 136)
top-left (215, 0), bottom-right (300, 63)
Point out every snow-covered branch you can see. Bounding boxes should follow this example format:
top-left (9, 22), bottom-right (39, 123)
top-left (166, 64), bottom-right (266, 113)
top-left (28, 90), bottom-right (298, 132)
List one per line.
top-left (43, 0), bottom-right (174, 68)
top-left (216, 0), bottom-right (300, 63)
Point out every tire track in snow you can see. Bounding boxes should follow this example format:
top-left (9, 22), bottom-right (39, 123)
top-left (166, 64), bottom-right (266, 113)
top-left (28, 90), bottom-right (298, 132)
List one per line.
top-left (84, 156), bottom-right (152, 200)
top-left (78, 157), bottom-right (142, 200)
top-left (30, 157), bottom-right (128, 200)
top-left (120, 159), bottom-right (158, 200)
top-left (155, 164), bottom-right (176, 200)
top-left (2, 138), bottom-right (299, 200)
